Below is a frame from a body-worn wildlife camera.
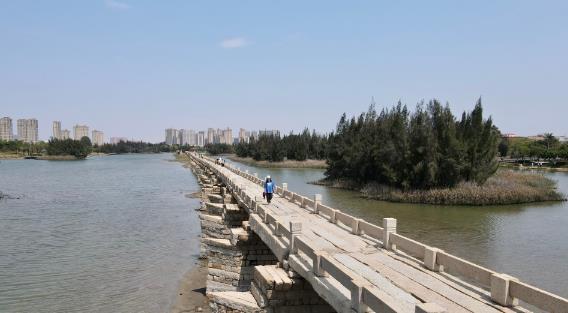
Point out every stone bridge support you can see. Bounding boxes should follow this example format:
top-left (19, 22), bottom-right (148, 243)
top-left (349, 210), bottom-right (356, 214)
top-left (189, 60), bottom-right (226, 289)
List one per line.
top-left (190, 158), bottom-right (335, 313)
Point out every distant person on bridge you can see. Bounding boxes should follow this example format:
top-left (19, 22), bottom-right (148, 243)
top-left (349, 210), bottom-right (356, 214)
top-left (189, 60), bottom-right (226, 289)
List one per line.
top-left (263, 176), bottom-right (275, 204)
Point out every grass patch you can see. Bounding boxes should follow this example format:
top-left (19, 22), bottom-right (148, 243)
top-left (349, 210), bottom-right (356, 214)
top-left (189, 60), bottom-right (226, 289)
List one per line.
top-left (313, 170), bottom-right (566, 205)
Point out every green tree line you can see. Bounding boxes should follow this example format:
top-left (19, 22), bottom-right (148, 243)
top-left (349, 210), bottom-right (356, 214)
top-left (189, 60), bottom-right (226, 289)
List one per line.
top-left (325, 99), bottom-right (500, 189)
top-left (232, 129), bottom-right (328, 162)
top-left (0, 140), bottom-right (47, 156)
top-left (96, 141), bottom-right (172, 154)
top-left (500, 134), bottom-right (568, 160)
top-left (46, 137), bottom-right (93, 158)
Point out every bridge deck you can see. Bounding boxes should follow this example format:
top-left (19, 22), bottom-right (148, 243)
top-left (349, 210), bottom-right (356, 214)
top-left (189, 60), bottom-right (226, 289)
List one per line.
top-left (196, 155), bottom-right (534, 313)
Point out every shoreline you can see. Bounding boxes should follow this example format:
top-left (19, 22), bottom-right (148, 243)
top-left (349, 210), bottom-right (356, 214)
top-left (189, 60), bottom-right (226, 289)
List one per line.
top-left (224, 154), bottom-right (327, 169)
top-left (311, 170), bottom-right (567, 206)
top-left (170, 153), bottom-right (211, 313)
top-left (500, 163), bottom-right (568, 172)
top-left (170, 260), bottom-right (210, 313)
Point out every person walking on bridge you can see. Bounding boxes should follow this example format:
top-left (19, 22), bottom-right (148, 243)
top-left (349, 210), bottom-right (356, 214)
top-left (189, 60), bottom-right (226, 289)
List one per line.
top-left (263, 176), bottom-right (275, 204)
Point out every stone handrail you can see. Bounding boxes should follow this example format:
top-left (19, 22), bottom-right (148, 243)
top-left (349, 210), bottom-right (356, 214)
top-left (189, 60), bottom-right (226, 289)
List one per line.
top-left (189, 152), bottom-right (568, 312)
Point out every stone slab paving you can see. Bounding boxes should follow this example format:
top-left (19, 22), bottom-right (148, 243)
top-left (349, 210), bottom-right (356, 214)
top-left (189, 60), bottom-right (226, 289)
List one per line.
top-left (199, 156), bottom-right (533, 313)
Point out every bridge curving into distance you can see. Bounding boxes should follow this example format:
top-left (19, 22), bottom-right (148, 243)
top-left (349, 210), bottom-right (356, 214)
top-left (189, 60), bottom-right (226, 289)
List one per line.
top-left (186, 152), bottom-right (568, 313)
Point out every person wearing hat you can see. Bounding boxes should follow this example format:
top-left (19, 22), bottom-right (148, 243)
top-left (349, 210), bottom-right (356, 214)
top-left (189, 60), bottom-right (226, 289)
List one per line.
top-left (263, 175), bottom-right (275, 204)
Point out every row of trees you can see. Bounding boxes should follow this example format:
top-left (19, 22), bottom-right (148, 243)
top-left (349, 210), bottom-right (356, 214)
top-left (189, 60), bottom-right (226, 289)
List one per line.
top-left (204, 143), bottom-right (234, 155)
top-left (0, 140), bottom-right (47, 156)
top-left (46, 137), bottom-right (93, 158)
top-left (233, 129), bottom-right (328, 162)
top-left (96, 141), bottom-right (172, 154)
top-left (325, 99), bottom-right (501, 190)
top-left (500, 135), bottom-right (568, 160)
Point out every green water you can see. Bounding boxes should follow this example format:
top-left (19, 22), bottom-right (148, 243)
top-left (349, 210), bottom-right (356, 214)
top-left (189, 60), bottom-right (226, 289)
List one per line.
top-left (226, 159), bottom-right (568, 298)
top-left (0, 154), bottom-right (201, 313)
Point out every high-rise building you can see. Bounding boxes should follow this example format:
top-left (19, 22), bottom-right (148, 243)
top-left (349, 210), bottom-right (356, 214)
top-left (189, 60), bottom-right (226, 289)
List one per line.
top-left (188, 129), bottom-right (197, 146)
top-left (250, 130), bottom-right (258, 141)
top-left (165, 128), bottom-right (178, 145)
top-left (52, 121), bottom-right (62, 139)
top-left (207, 128), bottom-right (215, 145)
top-left (62, 129), bottom-right (71, 140)
top-left (17, 119), bottom-right (39, 143)
top-left (73, 125), bottom-right (89, 140)
top-left (223, 128), bottom-right (233, 145)
top-left (239, 128), bottom-right (249, 143)
top-left (110, 137), bottom-right (128, 144)
top-left (197, 131), bottom-right (205, 147)
top-left (92, 130), bottom-right (104, 146)
top-left (178, 129), bottom-right (196, 146)
top-left (0, 117), bottom-right (13, 141)
top-left (259, 129), bottom-right (280, 138)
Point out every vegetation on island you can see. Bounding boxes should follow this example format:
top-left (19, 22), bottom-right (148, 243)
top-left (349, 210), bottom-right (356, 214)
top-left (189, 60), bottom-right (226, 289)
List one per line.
top-left (316, 99), bottom-right (565, 204)
top-left (46, 137), bottom-right (93, 159)
top-left (325, 99), bottom-right (499, 189)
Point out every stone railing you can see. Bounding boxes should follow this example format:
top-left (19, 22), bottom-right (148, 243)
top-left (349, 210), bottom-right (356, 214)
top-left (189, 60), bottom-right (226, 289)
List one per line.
top-left (188, 152), bottom-right (568, 313)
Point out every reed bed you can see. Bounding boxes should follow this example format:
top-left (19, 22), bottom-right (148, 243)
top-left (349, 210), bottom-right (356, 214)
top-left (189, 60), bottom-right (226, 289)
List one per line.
top-left (314, 170), bottom-right (566, 205)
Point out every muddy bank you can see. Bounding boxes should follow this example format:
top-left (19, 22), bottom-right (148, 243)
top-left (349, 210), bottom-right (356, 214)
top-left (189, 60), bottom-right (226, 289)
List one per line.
top-left (170, 260), bottom-right (210, 313)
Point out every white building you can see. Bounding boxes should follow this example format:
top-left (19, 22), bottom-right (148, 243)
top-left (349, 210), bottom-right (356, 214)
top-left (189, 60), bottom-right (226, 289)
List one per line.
top-left (206, 128), bottom-right (215, 145)
top-left (219, 128), bottom-right (232, 144)
top-left (52, 121), bottom-right (62, 140)
top-left (73, 125), bottom-right (89, 140)
top-left (197, 131), bottom-right (205, 147)
top-left (110, 137), bottom-right (128, 144)
top-left (188, 129), bottom-right (197, 146)
top-left (259, 129), bottom-right (280, 138)
top-left (0, 117), bottom-right (13, 141)
top-left (165, 128), bottom-right (178, 145)
top-left (17, 119), bottom-right (39, 143)
top-left (180, 129), bottom-right (196, 146)
top-left (92, 130), bottom-right (104, 146)
top-left (239, 128), bottom-right (251, 143)
top-left (62, 129), bottom-right (71, 140)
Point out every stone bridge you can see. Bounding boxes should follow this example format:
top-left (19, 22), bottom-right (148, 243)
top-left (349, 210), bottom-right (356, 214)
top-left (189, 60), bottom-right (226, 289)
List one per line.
top-left (185, 152), bottom-right (568, 313)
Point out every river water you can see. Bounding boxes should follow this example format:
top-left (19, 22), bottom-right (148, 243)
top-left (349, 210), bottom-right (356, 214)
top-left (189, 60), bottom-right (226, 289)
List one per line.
top-left (0, 154), bottom-right (201, 313)
top-left (225, 159), bottom-right (568, 299)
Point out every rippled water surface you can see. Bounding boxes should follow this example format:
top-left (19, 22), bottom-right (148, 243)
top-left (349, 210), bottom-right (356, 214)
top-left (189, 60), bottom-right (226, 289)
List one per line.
top-left (0, 154), bottom-right (201, 313)
top-left (227, 160), bottom-right (568, 298)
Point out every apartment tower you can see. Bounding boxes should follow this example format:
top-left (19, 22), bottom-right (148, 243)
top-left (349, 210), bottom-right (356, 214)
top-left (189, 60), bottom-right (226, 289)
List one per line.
top-left (17, 119), bottom-right (39, 143)
top-left (0, 117), bottom-right (13, 141)
top-left (52, 121), bottom-right (62, 139)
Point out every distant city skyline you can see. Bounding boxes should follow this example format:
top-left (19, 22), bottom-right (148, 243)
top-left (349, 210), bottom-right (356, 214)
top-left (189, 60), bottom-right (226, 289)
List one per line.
top-left (1, 2), bottom-right (568, 141)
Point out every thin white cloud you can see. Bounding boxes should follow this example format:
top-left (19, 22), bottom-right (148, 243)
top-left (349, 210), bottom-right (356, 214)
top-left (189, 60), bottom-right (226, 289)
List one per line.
top-left (220, 37), bottom-right (249, 49)
top-left (105, 0), bottom-right (130, 10)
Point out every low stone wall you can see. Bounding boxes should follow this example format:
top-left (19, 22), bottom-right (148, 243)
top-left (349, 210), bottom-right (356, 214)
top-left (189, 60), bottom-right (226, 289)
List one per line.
top-left (251, 265), bottom-right (335, 313)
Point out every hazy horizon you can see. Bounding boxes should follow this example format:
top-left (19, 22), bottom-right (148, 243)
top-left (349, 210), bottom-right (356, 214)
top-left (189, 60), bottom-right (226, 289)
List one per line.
top-left (1, 1), bottom-right (567, 142)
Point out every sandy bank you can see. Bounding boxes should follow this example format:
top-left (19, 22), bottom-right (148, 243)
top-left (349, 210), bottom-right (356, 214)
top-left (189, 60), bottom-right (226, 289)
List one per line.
top-left (170, 261), bottom-right (210, 313)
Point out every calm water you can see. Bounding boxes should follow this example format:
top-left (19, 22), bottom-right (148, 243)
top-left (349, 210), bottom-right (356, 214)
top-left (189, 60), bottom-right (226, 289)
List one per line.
top-left (0, 154), bottom-right (201, 313)
top-left (226, 159), bottom-right (568, 298)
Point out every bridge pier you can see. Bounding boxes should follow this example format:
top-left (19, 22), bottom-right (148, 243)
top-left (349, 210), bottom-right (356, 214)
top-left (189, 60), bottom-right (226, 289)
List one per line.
top-left (190, 158), bottom-right (336, 313)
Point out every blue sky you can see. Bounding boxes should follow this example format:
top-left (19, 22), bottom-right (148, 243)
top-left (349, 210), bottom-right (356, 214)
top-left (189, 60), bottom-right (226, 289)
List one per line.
top-left (1, 0), bottom-right (567, 142)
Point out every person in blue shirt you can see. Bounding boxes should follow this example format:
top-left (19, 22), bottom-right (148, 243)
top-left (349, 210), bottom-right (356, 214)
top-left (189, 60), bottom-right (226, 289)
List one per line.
top-left (264, 176), bottom-right (275, 204)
